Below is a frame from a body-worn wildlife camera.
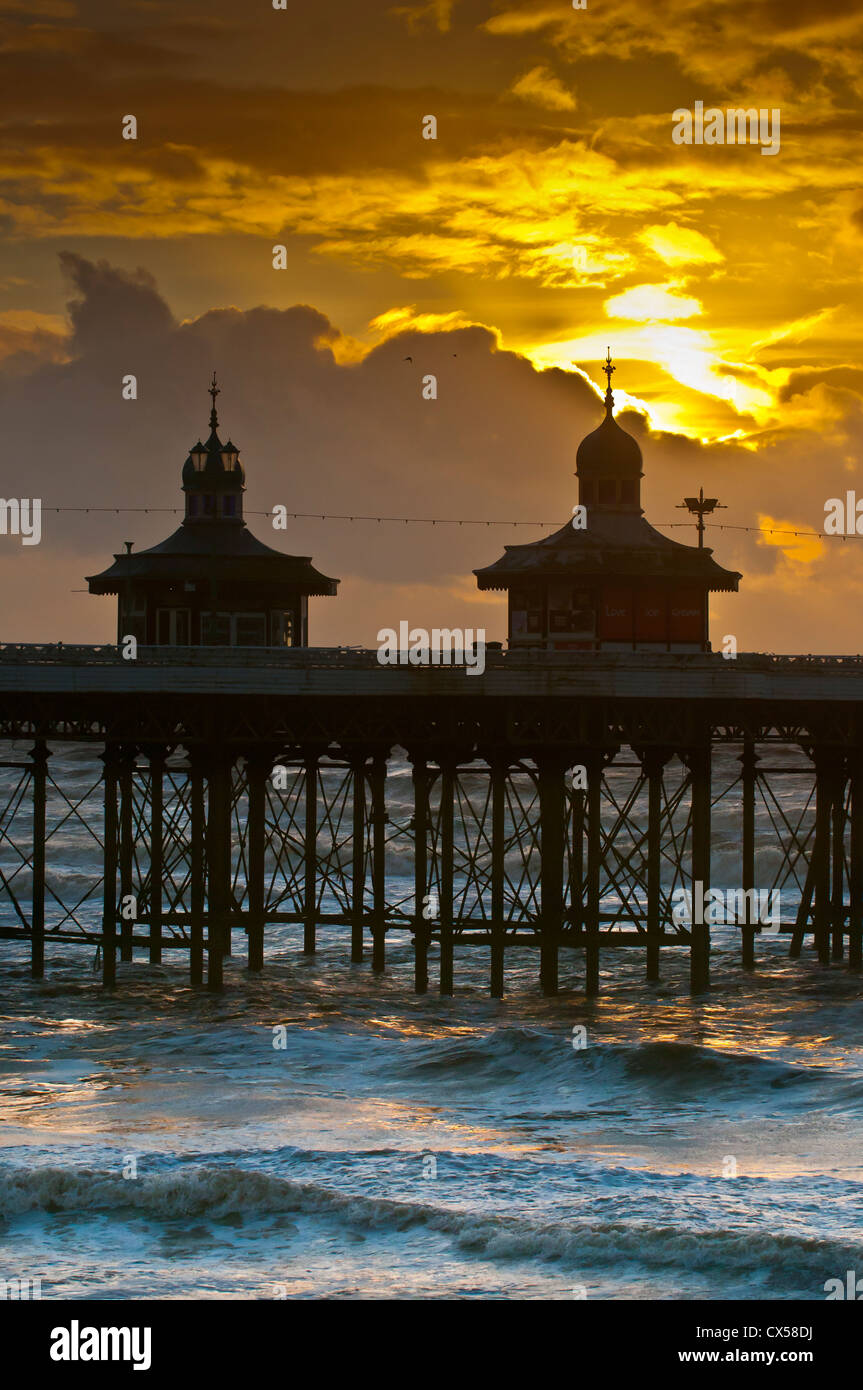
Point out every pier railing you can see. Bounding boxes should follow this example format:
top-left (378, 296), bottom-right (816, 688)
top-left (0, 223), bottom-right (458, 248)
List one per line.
top-left (2, 642), bottom-right (863, 669)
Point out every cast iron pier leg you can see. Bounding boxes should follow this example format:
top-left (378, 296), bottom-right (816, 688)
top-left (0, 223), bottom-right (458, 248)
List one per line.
top-left (29, 741), bottom-right (48, 980)
top-left (439, 758), bottom-right (455, 996)
top-left (370, 753), bottom-right (387, 973)
top-left (585, 751), bottom-right (602, 998)
top-left (490, 755), bottom-right (506, 999)
top-left (101, 746), bottom-right (120, 988)
top-left (689, 744), bottom-right (711, 993)
top-left (741, 736), bottom-right (758, 969)
top-left (539, 754), bottom-right (564, 996)
top-left (411, 755), bottom-right (429, 994)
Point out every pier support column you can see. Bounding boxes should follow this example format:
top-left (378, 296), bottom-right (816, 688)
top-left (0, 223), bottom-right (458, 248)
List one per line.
top-left (850, 752), bottom-right (863, 971)
top-left (370, 753), bottom-right (387, 973)
top-left (439, 757), bottom-right (455, 996)
top-left (188, 751), bottom-right (205, 986)
top-left (490, 755), bottom-right (506, 999)
top-left (100, 746), bottom-right (120, 988)
top-left (585, 750), bottom-right (603, 997)
top-left (29, 741), bottom-right (49, 980)
top-left (148, 747), bottom-right (165, 965)
top-left (688, 743), bottom-right (711, 993)
top-left (569, 769), bottom-right (585, 978)
top-left (813, 749), bottom-right (837, 966)
top-left (411, 755), bottom-right (429, 994)
top-left (118, 748), bottom-right (135, 963)
top-left (538, 754), bottom-right (565, 996)
top-left (206, 751), bottom-right (233, 992)
top-left (642, 749), bottom-right (667, 982)
top-left (350, 754), bottom-right (367, 963)
top-left (246, 752), bottom-right (272, 972)
top-left (303, 754), bottom-right (318, 955)
top-left (831, 763), bottom-right (847, 961)
top-left (740, 736), bottom-right (758, 969)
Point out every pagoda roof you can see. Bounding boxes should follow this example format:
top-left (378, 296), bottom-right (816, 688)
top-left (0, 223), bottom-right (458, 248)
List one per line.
top-left (474, 508), bottom-right (740, 592)
top-left (87, 520), bottom-right (339, 596)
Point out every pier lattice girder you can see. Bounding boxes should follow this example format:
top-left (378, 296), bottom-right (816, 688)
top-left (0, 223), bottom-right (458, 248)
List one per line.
top-left (0, 646), bottom-right (862, 993)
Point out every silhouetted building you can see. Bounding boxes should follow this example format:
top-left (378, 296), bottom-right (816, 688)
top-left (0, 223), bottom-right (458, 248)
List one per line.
top-left (87, 377), bottom-right (338, 646)
top-left (474, 354), bottom-right (740, 652)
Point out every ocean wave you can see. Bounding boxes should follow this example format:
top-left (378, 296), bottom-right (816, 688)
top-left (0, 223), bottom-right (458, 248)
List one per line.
top-left (1, 1161), bottom-right (858, 1283)
top-left (386, 1028), bottom-right (831, 1100)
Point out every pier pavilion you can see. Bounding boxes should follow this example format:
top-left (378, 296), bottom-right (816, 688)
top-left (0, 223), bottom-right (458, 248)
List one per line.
top-left (474, 354), bottom-right (740, 651)
top-left (86, 376), bottom-right (339, 648)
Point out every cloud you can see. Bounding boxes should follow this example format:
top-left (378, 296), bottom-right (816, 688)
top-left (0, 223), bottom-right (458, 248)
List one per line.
top-left (2, 255), bottom-right (863, 656)
top-left (483, 0), bottom-right (863, 90)
top-left (508, 65), bottom-right (576, 112)
top-left (0, 255), bottom-right (602, 643)
top-left (756, 514), bottom-right (824, 567)
top-left (638, 223), bottom-right (724, 267)
top-left (59, 253), bottom-right (176, 356)
top-left (482, 6), bottom-right (563, 37)
top-left (389, 0), bottom-right (456, 33)
top-left (0, 313), bottom-right (68, 371)
top-left (368, 305), bottom-right (485, 337)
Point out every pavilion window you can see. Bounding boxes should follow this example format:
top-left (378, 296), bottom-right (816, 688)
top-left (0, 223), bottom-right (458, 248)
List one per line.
top-left (548, 581), bottom-right (570, 633)
top-left (222, 495), bottom-right (237, 518)
top-left (157, 608), bottom-right (190, 645)
top-left (201, 612), bottom-right (231, 645)
top-left (598, 479), bottom-right (616, 505)
top-left (202, 494), bottom-right (215, 516)
top-left (235, 614), bottom-right (266, 647)
top-left (120, 595), bottom-right (146, 645)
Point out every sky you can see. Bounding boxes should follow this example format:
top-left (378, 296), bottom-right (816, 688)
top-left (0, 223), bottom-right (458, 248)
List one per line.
top-left (2, 0), bottom-right (863, 650)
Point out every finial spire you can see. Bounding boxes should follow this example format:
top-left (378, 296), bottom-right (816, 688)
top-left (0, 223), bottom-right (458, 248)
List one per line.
top-left (603, 347), bottom-right (615, 417)
top-left (208, 371), bottom-right (220, 432)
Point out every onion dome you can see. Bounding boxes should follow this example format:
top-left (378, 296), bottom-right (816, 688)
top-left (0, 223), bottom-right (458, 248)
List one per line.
top-left (576, 350), bottom-right (643, 511)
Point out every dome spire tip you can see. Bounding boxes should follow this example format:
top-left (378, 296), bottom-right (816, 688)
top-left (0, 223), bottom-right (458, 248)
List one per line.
top-left (603, 347), bottom-right (615, 416)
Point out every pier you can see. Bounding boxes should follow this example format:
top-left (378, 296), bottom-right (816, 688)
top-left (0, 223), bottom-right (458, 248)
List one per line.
top-left (1, 643), bottom-right (862, 995)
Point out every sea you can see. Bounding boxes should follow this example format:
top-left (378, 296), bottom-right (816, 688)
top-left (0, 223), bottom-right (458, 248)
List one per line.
top-left (0, 742), bottom-right (862, 1301)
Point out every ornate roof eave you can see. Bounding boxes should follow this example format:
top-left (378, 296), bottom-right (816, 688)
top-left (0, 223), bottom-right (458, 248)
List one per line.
top-left (474, 531), bottom-right (742, 591)
top-left (474, 563), bottom-right (741, 592)
top-left (86, 550), bottom-right (340, 597)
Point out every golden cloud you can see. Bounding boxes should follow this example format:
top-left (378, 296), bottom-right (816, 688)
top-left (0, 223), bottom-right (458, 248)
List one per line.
top-left (756, 514), bottom-right (825, 567)
top-left (508, 65), bottom-right (576, 112)
top-left (638, 223), bottom-right (724, 267)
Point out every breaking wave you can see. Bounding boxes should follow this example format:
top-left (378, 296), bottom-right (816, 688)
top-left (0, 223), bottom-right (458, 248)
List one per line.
top-left (2, 1161), bottom-right (859, 1283)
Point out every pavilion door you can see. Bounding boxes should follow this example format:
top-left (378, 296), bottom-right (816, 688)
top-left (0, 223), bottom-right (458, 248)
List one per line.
top-left (270, 610), bottom-right (295, 647)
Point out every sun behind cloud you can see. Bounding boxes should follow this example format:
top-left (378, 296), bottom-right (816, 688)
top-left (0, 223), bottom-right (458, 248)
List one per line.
top-left (604, 284), bottom-right (702, 322)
